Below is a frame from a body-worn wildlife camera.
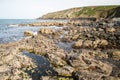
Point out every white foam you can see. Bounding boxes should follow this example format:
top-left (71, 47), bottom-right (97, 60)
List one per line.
top-left (9, 24), bottom-right (19, 27)
top-left (34, 32), bottom-right (38, 35)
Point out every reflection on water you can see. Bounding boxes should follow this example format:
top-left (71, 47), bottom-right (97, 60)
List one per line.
top-left (57, 41), bottom-right (74, 52)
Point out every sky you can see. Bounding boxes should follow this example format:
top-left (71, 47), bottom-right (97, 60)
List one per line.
top-left (0, 0), bottom-right (120, 19)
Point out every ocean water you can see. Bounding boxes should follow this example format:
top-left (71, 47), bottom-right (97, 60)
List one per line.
top-left (0, 19), bottom-right (65, 44)
top-left (0, 19), bottom-right (42, 43)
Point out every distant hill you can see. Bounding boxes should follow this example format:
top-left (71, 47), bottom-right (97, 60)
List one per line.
top-left (39, 6), bottom-right (120, 19)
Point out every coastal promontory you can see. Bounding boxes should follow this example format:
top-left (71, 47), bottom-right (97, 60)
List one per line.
top-left (39, 6), bottom-right (120, 19)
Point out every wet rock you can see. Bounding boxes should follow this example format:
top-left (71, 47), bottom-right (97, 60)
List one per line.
top-left (24, 30), bottom-right (34, 36)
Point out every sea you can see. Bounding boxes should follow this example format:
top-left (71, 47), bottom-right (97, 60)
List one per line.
top-left (0, 19), bottom-right (66, 44)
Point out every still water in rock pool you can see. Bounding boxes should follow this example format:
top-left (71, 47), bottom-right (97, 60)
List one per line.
top-left (23, 51), bottom-right (57, 79)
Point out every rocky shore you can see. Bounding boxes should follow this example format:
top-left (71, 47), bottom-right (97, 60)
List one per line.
top-left (0, 18), bottom-right (120, 80)
top-left (19, 21), bottom-right (67, 27)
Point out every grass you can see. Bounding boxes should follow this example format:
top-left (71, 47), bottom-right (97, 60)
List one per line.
top-left (74, 6), bottom-right (119, 17)
top-left (41, 5), bottom-right (120, 19)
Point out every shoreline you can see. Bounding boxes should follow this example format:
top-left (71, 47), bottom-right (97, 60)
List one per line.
top-left (17, 18), bottom-right (120, 27)
top-left (0, 18), bottom-right (120, 80)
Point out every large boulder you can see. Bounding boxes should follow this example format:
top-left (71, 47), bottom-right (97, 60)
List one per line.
top-left (24, 30), bottom-right (34, 36)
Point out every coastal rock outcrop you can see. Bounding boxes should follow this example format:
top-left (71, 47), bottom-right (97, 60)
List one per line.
top-left (21, 19), bottom-right (120, 80)
top-left (72, 39), bottom-right (109, 48)
top-left (0, 47), bottom-right (36, 80)
top-left (19, 21), bottom-right (66, 27)
top-left (0, 17), bottom-right (120, 80)
top-left (39, 28), bottom-right (55, 34)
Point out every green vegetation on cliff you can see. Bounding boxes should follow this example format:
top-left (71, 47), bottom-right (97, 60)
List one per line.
top-left (40, 6), bottom-right (120, 19)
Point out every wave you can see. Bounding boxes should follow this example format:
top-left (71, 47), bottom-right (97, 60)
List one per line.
top-left (9, 24), bottom-right (19, 27)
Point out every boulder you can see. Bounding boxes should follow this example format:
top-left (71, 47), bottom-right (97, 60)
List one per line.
top-left (112, 50), bottom-right (120, 60)
top-left (47, 53), bottom-right (66, 67)
top-left (72, 40), bottom-right (83, 48)
top-left (54, 51), bottom-right (66, 59)
top-left (73, 39), bottom-right (108, 48)
top-left (93, 39), bottom-right (108, 48)
top-left (39, 28), bottom-right (55, 34)
top-left (24, 30), bottom-right (34, 36)
top-left (55, 66), bottom-right (74, 76)
top-left (99, 39), bottom-right (108, 46)
top-left (106, 27), bottom-right (115, 32)
top-left (72, 34), bottom-right (79, 40)
top-left (93, 39), bottom-right (101, 48)
top-left (83, 40), bottom-right (93, 48)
